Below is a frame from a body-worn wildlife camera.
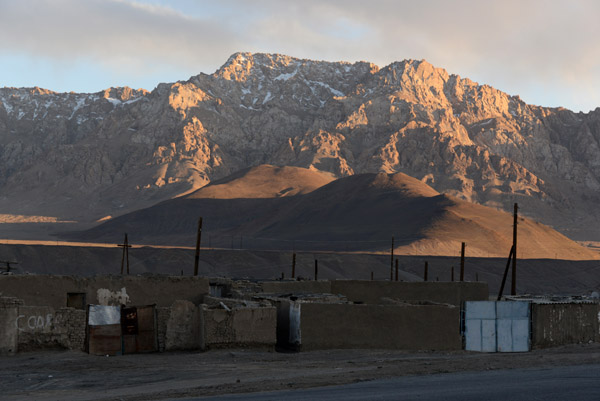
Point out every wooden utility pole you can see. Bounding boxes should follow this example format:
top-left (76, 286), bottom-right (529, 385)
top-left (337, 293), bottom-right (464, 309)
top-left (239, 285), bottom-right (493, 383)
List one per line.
top-left (118, 234), bottom-right (132, 275)
top-left (194, 217), bottom-right (203, 276)
top-left (390, 236), bottom-right (394, 281)
top-left (451, 266), bottom-right (454, 282)
top-left (395, 259), bottom-right (399, 282)
top-left (291, 252), bottom-right (296, 279)
top-left (371, 271), bottom-right (374, 281)
top-left (511, 203), bottom-right (518, 295)
top-left (314, 259), bottom-right (318, 281)
top-left (424, 261), bottom-right (428, 281)
top-left (460, 242), bottom-right (466, 282)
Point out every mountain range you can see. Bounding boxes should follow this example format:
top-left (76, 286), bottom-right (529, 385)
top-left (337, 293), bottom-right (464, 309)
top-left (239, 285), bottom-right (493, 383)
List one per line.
top-left (2, 52), bottom-right (600, 243)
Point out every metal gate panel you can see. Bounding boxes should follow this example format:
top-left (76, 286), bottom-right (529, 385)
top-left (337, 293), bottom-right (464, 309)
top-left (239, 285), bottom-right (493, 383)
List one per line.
top-left (465, 301), bottom-right (496, 352)
top-left (465, 301), bottom-right (530, 353)
top-left (497, 301), bottom-right (530, 352)
top-left (511, 319), bottom-right (530, 352)
top-left (481, 319), bottom-right (497, 352)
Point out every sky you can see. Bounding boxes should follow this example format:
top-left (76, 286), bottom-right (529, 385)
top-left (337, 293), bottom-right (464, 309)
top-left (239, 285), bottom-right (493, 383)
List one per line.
top-left (1, 0), bottom-right (599, 112)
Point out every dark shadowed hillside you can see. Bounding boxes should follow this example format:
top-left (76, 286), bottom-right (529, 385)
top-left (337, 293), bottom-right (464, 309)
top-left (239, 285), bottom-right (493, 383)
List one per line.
top-left (65, 166), bottom-right (598, 260)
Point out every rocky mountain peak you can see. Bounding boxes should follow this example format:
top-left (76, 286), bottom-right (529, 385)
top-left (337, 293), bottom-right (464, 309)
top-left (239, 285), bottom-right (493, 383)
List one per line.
top-left (2, 52), bottom-right (600, 242)
top-left (100, 86), bottom-right (149, 101)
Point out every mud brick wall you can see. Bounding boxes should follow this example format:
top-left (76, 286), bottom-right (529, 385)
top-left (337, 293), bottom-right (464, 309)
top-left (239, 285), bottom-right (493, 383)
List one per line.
top-left (55, 308), bottom-right (86, 351)
top-left (12, 305), bottom-right (86, 352)
top-left (0, 296), bottom-right (24, 355)
top-left (260, 281), bottom-right (332, 295)
top-left (0, 275), bottom-right (209, 309)
top-left (164, 300), bottom-right (201, 351)
top-left (298, 302), bottom-right (462, 351)
top-left (331, 281), bottom-right (488, 306)
top-left (202, 306), bottom-right (276, 350)
top-left (156, 307), bottom-right (171, 352)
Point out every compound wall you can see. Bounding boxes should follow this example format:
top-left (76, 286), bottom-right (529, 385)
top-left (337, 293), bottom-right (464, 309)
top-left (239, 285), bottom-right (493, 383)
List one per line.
top-left (298, 302), bottom-right (462, 351)
top-left (0, 275), bottom-right (209, 309)
top-left (331, 281), bottom-right (488, 306)
top-left (202, 306), bottom-right (276, 349)
top-left (531, 303), bottom-right (600, 349)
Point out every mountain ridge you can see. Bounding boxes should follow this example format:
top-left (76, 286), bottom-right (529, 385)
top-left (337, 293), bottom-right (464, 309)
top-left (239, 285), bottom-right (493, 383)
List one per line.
top-left (1, 52), bottom-right (600, 241)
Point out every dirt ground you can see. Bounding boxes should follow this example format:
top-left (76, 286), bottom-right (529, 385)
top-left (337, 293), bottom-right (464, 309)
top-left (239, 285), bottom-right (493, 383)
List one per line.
top-left (2, 343), bottom-right (600, 401)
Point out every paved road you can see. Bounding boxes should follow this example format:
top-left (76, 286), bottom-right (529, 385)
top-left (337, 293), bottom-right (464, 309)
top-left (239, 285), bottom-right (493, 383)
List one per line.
top-left (186, 364), bottom-right (600, 401)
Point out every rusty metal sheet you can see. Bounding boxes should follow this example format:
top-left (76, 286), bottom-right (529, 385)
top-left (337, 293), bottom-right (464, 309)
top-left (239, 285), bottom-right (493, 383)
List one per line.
top-left (136, 306), bottom-right (155, 331)
top-left (123, 334), bottom-right (137, 354)
top-left (88, 324), bottom-right (122, 356)
top-left (135, 305), bottom-right (157, 353)
top-left (119, 305), bottom-right (157, 354)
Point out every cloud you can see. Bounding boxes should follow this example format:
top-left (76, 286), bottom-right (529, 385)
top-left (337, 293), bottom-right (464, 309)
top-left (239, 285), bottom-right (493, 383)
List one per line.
top-left (0, 0), bottom-right (241, 75)
top-left (0, 0), bottom-right (599, 111)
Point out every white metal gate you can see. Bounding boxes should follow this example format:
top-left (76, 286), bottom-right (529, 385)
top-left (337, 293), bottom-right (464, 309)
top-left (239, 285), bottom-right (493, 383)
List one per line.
top-left (465, 301), bottom-right (530, 352)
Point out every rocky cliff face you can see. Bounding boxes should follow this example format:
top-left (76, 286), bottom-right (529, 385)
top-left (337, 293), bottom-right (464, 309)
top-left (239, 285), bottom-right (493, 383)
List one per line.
top-left (1, 52), bottom-right (599, 239)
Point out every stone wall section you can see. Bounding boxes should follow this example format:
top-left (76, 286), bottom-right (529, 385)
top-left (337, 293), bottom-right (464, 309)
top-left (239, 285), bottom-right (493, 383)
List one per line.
top-left (55, 308), bottom-right (86, 351)
top-left (0, 296), bottom-right (23, 355)
top-left (156, 307), bottom-right (171, 352)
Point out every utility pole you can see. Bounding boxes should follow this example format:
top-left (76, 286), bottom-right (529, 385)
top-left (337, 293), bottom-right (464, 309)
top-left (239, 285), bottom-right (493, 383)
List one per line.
top-left (314, 259), bottom-right (319, 281)
top-left (424, 261), bottom-right (428, 281)
top-left (460, 242), bottom-right (466, 282)
top-left (118, 234), bottom-right (131, 275)
top-left (390, 236), bottom-right (394, 281)
top-left (497, 246), bottom-right (514, 300)
top-left (194, 217), bottom-right (203, 276)
top-left (395, 259), bottom-right (399, 282)
top-left (511, 203), bottom-right (518, 295)
top-left (291, 252), bottom-right (296, 279)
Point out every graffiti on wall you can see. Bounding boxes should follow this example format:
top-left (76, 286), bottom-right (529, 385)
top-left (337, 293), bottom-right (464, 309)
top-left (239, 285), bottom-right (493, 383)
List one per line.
top-left (15, 313), bottom-right (56, 332)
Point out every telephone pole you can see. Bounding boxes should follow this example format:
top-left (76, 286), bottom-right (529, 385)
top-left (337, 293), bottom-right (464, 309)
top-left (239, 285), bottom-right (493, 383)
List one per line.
top-left (194, 217), bottom-right (203, 276)
top-left (511, 203), bottom-right (518, 295)
top-left (118, 233), bottom-right (131, 275)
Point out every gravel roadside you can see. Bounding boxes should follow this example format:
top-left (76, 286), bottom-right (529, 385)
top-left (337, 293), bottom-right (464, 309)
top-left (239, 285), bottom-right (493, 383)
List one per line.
top-left (2, 343), bottom-right (600, 400)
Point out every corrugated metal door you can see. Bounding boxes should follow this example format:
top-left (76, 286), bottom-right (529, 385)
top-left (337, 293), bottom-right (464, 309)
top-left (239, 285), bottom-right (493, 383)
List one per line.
top-left (465, 301), bottom-right (530, 352)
